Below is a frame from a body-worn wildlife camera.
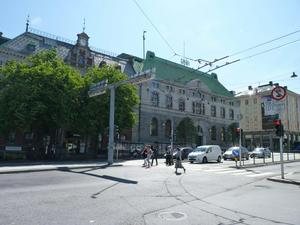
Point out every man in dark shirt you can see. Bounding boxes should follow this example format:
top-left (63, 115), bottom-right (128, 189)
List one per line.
top-left (151, 145), bottom-right (158, 166)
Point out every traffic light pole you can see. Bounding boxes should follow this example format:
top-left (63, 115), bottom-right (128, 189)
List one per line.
top-left (239, 130), bottom-right (242, 167)
top-left (108, 86), bottom-right (115, 165)
top-left (279, 133), bottom-right (284, 179)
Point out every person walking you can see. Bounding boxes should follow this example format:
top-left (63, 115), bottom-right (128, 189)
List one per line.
top-left (142, 146), bottom-right (148, 167)
top-left (151, 145), bottom-right (158, 166)
top-left (146, 145), bottom-right (153, 168)
top-left (175, 148), bottom-right (186, 174)
top-left (165, 145), bottom-right (173, 166)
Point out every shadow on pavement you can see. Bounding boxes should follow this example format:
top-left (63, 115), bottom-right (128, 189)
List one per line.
top-left (57, 166), bottom-right (138, 184)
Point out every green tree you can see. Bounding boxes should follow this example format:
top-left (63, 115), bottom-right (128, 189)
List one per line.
top-left (75, 66), bottom-right (139, 142)
top-left (176, 117), bottom-right (197, 145)
top-left (0, 50), bottom-right (83, 148)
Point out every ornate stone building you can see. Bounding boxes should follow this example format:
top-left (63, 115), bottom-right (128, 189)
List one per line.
top-left (1, 28), bottom-right (239, 149)
top-left (0, 28), bottom-right (134, 75)
top-left (120, 51), bottom-right (240, 148)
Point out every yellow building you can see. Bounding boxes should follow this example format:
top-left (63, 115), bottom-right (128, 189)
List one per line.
top-left (236, 82), bottom-right (300, 151)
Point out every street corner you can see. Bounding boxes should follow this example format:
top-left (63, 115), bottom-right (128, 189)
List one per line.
top-left (267, 173), bottom-right (300, 186)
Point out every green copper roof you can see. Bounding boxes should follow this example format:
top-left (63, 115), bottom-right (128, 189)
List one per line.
top-left (142, 51), bottom-right (233, 97)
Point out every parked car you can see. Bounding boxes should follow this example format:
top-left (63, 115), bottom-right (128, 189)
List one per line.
top-left (176, 147), bottom-right (193, 160)
top-left (164, 147), bottom-right (193, 160)
top-left (223, 146), bottom-right (249, 160)
top-left (291, 142), bottom-right (300, 152)
top-left (188, 145), bottom-right (222, 163)
top-left (249, 147), bottom-right (271, 158)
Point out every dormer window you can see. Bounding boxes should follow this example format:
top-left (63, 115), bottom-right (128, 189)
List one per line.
top-left (26, 43), bottom-right (36, 53)
top-left (99, 61), bottom-right (107, 68)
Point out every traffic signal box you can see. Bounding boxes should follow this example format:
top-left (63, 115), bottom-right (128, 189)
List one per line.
top-left (236, 128), bottom-right (243, 137)
top-left (274, 119), bottom-right (284, 137)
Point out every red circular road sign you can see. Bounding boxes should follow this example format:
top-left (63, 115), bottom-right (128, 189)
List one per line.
top-left (271, 86), bottom-right (287, 101)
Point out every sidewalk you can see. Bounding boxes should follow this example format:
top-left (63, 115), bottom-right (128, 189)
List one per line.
top-left (227, 160), bottom-right (300, 186)
top-left (0, 160), bottom-right (117, 174)
top-left (267, 172), bottom-right (300, 185)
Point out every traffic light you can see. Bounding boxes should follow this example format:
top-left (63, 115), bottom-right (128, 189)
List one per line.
top-left (236, 128), bottom-right (240, 136)
top-left (274, 119), bottom-right (284, 137)
top-left (236, 128), bottom-right (243, 136)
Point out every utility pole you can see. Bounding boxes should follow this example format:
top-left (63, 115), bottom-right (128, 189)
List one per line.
top-left (143, 31), bottom-right (146, 59)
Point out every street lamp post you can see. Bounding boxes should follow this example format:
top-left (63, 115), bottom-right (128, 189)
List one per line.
top-left (89, 69), bottom-right (156, 165)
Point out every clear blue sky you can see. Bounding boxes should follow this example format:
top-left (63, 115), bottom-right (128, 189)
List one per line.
top-left (1, 0), bottom-right (300, 94)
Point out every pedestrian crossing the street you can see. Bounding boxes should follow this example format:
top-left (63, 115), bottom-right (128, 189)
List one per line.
top-left (187, 167), bottom-right (274, 178)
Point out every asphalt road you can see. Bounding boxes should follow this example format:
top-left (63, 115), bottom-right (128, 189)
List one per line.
top-left (0, 159), bottom-right (299, 225)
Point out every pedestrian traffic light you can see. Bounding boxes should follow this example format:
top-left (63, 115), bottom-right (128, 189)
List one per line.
top-left (274, 119), bottom-right (284, 137)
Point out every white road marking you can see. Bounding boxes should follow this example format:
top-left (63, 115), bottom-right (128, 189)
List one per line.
top-left (232, 171), bottom-right (254, 176)
top-left (247, 172), bottom-right (273, 177)
top-left (216, 169), bottom-right (247, 174)
top-left (202, 168), bottom-right (233, 172)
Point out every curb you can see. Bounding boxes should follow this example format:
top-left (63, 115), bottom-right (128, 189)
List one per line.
top-left (267, 177), bottom-right (300, 185)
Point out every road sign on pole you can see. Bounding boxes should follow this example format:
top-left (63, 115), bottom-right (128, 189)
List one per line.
top-left (88, 79), bottom-right (108, 97)
top-left (271, 86), bottom-right (287, 101)
top-left (107, 68), bottom-right (156, 164)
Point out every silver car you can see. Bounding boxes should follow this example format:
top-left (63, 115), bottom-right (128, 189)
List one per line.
top-left (223, 146), bottom-right (249, 160)
top-left (250, 148), bottom-right (271, 158)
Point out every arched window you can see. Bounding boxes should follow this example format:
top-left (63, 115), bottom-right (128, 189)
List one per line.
top-left (150, 118), bottom-right (158, 136)
top-left (229, 109), bottom-right (234, 120)
top-left (165, 119), bottom-right (172, 137)
top-left (221, 127), bottom-right (226, 142)
top-left (210, 126), bottom-right (217, 140)
top-left (166, 95), bottom-right (173, 109)
top-left (197, 125), bottom-right (203, 135)
top-left (151, 91), bottom-right (159, 107)
top-left (179, 98), bottom-right (185, 111)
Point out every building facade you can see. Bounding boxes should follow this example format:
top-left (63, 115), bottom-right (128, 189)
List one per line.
top-left (121, 51), bottom-right (240, 148)
top-left (0, 28), bottom-right (239, 151)
top-left (236, 82), bottom-right (300, 151)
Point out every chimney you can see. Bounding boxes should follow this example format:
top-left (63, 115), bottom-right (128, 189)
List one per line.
top-left (230, 91), bottom-right (236, 95)
top-left (0, 32), bottom-right (2, 37)
top-left (248, 86), bottom-right (253, 90)
top-left (269, 81), bottom-right (273, 86)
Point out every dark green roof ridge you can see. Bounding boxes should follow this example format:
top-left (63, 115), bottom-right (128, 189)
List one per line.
top-left (143, 51), bottom-right (233, 97)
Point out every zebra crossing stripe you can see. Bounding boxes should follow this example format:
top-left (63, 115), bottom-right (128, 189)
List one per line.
top-left (232, 171), bottom-right (253, 176)
top-left (203, 168), bottom-right (233, 172)
top-left (247, 172), bottom-right (273, 177)
top-left (216, 169), bottom-right (247, 174)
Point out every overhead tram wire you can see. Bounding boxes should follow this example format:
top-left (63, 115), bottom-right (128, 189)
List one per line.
top-left (229, 28), bottom-right (300, 57)
top-left (202, 28), bottom-right (300, 72)
top-left (206, 37), bottom-right (300, 73)
top-left (132, 0), bottom-right (177, 56)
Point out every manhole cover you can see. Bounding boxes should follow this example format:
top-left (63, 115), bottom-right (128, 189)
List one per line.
top-left (159, 212), bottom-right (187, 221)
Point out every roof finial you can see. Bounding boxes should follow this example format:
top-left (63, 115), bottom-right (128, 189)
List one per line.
top-left (83, 18), bottom-right (86, 32)
top-left (26, 14), bottom-right (30, 32)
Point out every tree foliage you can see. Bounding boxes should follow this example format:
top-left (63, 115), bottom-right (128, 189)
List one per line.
top-left (176, 117), bottom-right (197, 145)
top-left (74, 66), bottom-right (139, 138)
top-left (0, 50), bottom-right (83, 136)
top-left (0, 50), bottom-right (139, 149)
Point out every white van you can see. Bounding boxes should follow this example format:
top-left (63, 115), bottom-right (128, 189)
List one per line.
top-left (188, 145), bottom-right (222, 163)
